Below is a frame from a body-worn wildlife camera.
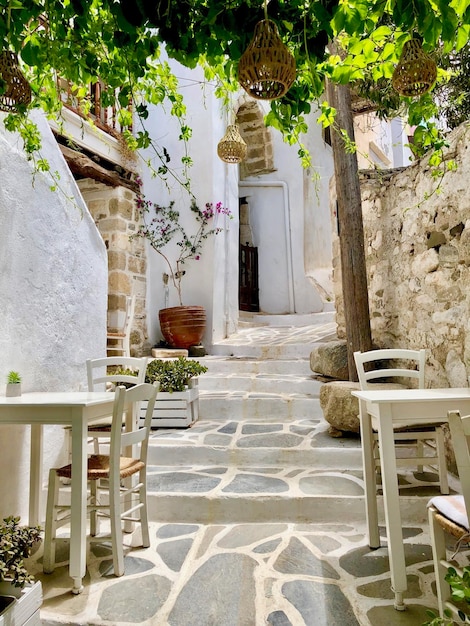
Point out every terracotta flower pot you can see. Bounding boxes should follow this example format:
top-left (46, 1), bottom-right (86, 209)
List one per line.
top-left (159, 306), bottom-right (206, 349)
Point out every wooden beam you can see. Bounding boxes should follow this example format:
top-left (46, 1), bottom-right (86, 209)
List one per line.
top-left (326, 80), bottom-right (373, 380)
top-left (58, 144), bottom-right (139, 193)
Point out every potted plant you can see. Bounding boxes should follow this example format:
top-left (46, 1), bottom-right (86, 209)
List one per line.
top-left (111, 357), bottom-right (207, 427)
top-left (133, 177), bottom-right (232, 349)
top-left (5, 371), bottom-right (21, 397)
top-left (0, 516), bottom-right (42, 625)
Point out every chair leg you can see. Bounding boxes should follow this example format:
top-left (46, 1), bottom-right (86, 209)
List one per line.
top-left (90, 480), bottom-right (98, 537)
top-left (43, 469), bottom-right (60, 574)
top-left (139, 470), bottom-right (150, 548)
top-left (428, 506), bottom-right (451, 617)
top-left (110, 478), bottom-right (125, 576)
top-left (416, 439), bottom-right (424, 473)
top-left (435, 427), bottom-right (449, 495)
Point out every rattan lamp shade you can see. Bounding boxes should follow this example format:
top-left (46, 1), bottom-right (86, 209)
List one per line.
top-left (217, 124), bottom-right (247, 164)
top-left (0, 51), bottom-right (31, 112)
top-left (238, 19), bottom-right (296, 100)
top-left (392, 39), bottom-right (437, 97)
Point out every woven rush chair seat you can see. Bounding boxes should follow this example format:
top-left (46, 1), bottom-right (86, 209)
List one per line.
top-left (428, 410), bottom-right (470, 620)
top-left (43, 382), bottom-right (159, 583)
top-left (55, 454), bottom-right (145, 481)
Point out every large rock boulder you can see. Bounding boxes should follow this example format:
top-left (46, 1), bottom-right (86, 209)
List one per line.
top-left (310, 341), bottom-right (349, 380)
top-left (320, 380), bottom-right (406, 437)
top-left (320, 381), bottom-right (361, 436)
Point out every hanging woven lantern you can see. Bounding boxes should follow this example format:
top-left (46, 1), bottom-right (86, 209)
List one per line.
top-left (238, 19), bottom-right (296, 100)
top-left (0, 51), bottom-right (32, 112)
top-left (217, 124), bottom-right (247, 164)
top-left (391, 38), bottom-right (437, 97)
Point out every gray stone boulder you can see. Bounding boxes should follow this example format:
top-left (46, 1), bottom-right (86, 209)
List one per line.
top-left (310, 341), bottom-right (349, 381)
top-left (320, 380), bottom-right (406, 437)
top-left (320, 381), bottom-right (361, 437)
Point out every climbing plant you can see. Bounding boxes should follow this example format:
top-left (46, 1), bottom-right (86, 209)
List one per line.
top-left (1, 0), bottom-right (470, 179)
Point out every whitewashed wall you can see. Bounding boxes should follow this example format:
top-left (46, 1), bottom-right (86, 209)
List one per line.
top-left (0, 112), bottom-right (107, 521)
top-left (138, 60), bottom-right (241, 348)
top-left (139, 61), bottom-right (338, 349)
top-left (240, 103), bottom-right (336, 314)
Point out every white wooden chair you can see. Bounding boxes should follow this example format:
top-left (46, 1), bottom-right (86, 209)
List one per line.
top-left (428, 410), bottom-right (470, 621)
top-left (43, 382), bottom-right (159, 578)
top-left (354, 348), bottom-right (449, 494)
top-left (107, 295), bottom-right (136, 357)
top-left (86, 356), bottom-right (148, 453)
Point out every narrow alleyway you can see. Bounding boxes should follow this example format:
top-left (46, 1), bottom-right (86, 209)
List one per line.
top-left (33, 314), bottom-right (455, 625)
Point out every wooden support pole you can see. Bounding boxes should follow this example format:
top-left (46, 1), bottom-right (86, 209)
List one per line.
top-left (326, 80), bottom-right (372, 380)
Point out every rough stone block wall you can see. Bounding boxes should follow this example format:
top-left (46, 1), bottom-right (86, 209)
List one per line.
top-left (77, 179), bottom-right (148, 356)
top-left (236, 100), bottom-right (275, 178)
top-left (332, 123), bottom-right (470, 388)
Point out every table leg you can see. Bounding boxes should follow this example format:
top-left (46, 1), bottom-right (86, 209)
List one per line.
top-left (376, 404), bottom-right (408, 610)
top-left (358, 400), bottom-right (380, 549)
top-left (69, 413), bottom-right (88, 594)
top-left (29, 424), bottom-right (43, 526)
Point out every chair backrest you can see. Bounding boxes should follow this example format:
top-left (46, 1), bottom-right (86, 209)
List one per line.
top-left (124, 294), bottom-right (135, 332)
top-left (353, 348), bottom-right (426, 390)
top-left (110, 382), bottom-right (159, 468)
top-left (448, 410), bottom-right (470, 518)
top-left (114, 295), bottom-right (135, 335)
top-left (86, 356), bottom-right (148, 392)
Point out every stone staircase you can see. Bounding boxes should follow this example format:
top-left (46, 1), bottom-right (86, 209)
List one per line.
top-left (146, 355), bottom-right (366, 525)
top-left (35, 316), bottom-right (448, 625)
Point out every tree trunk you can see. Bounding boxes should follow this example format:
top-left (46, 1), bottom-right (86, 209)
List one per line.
top-left (326, 80), bottom-right (372, 380)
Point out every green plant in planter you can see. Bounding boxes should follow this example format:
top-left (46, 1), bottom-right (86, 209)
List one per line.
top-left (6, 372), bottom-right (21, 385)
top-left (423, 565), bottom-right (470, 625)
top-left (145, 357), bottom-right (208, 393)
top-left (106, 368), bottom-right (140, 389)
top-left (0, 516), bottom-right (41, 589)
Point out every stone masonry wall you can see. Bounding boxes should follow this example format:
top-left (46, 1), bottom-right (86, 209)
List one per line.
top-left (77, 179), bottom-right (148, 356)
top-left (333, 122), bottom-right (470, 388)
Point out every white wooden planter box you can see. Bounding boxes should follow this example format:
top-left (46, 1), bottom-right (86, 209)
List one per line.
top-left (139, 379), bottom-right (199, 428)
top-left (0, 580), bottom-right (42, 626)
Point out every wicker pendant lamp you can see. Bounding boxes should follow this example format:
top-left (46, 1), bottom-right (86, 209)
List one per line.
top-left (238, 0), bottom-right (296, 101)
top-left (392, 38), bottom-right (437, 97)
top-left (217, 124), bottom-right (247, 164)
top-left (0, 51), bottom-right (32, 112)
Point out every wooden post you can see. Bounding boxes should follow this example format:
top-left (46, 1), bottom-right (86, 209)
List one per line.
top-left (326, 80), bottom-right (372, 380)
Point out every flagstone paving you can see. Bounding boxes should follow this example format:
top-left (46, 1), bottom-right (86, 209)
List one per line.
top-left (31, 314), bottom-right (462, 625)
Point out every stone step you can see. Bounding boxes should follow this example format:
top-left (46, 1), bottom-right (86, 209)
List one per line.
top-left (145, 467), bottom-right (433, 525)
top-left (198, 372), bottom-right (322, 395)
top-left (209, 342), bottom-right (325, 360)
top-left (147, 419), bottom-right (362, 468)
top-left (198, 356), bottom-right (313, 376)
top-left (238, 311), bottom-right (336, 327)
top-left (198, 393), bottom-right (322, 420)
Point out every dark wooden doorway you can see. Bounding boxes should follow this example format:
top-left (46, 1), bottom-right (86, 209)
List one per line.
top-left (239, 243), bottom-right (259, 312)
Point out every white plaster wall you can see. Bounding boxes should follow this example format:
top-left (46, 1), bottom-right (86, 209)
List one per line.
top-left (355, 113), bottom-right (412, 169)
top-left (0, 112), bottom-right (108, 521)
top-left (137, 59), bottom-right (239, 349)
top-left (240, 105), bottom-right (332, 314)
top-left (139, 57), bottom-right (338, 339)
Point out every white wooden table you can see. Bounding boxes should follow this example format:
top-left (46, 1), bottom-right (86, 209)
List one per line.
top-left (0, 392), bottom-right (115, 594)
top-left (352, 387), bottom-right (470, 610)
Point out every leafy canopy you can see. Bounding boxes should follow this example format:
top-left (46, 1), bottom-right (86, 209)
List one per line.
top-left (1, 0), bottom-right (470, 168)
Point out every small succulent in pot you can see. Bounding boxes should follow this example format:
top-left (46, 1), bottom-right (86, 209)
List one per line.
top-left (5, 371), bottom-right (21, 397)
top-left (6, 372), bottom-right (21, 385)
